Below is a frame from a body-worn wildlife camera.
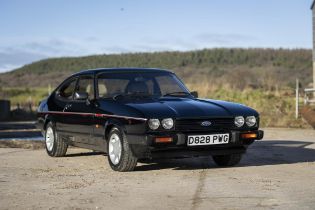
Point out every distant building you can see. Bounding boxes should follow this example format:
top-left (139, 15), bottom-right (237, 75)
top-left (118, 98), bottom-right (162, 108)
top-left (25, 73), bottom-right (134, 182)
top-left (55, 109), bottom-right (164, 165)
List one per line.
top-left (311, 1), bottom-right (315, 89)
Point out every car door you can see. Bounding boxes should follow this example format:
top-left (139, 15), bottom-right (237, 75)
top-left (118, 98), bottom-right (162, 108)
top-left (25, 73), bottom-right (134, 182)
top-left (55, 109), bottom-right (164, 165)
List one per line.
top-left (65, 74), bottom-right (96, 144)
top-left (50, 77), bottom-right (79, 135)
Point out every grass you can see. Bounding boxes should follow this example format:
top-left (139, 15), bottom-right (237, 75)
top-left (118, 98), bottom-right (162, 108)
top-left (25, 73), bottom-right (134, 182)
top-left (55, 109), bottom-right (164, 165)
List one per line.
top-left (0, 48), bottom-right (312, 127)
top-left (0, 86), bottom-right (310, 128)
top-left (187, 82), bottom-right (309, 128)
top-left (0, 87), bottom-right (49, 108)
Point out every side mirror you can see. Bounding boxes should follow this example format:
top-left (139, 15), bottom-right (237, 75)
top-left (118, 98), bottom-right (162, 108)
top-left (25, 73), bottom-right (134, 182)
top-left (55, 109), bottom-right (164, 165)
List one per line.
top-left (55, 90), bottom-right (61, 97)
top-left (190, 91), bottom-right (198, 98)
top-left (74, 91), bottom-right (88, 100)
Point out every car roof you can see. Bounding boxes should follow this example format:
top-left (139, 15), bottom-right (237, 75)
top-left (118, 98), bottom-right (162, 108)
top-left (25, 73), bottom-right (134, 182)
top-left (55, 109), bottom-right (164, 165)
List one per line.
top-left (72, 67), bottom-right (173, 77)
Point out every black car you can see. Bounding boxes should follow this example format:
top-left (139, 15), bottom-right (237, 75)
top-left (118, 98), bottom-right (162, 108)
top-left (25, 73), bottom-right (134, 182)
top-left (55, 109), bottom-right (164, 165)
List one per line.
top-left (37, 68), bottom-right (263, 171)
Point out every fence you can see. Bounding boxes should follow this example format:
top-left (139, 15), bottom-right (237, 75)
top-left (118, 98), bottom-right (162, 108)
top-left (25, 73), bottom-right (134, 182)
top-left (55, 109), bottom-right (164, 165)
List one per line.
top-left (304, 88), bottom-right (315, 105)
top-left (295, 79), bottom-right (315, 119)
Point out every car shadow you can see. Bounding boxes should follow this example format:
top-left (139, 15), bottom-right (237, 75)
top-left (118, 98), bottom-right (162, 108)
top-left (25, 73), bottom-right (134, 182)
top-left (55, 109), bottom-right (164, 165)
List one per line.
top-left (239, 140), bottom-right (315, 167)
top-left (135, 140), bottom-right (315, 171)
top-left (65, 151), bottom-right (104, 157)
top-left (63, 140), bottom-right (315, 171)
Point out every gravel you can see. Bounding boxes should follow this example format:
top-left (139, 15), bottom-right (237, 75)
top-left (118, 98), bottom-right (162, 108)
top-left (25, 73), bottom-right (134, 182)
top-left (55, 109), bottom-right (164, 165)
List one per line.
top-left (0, 128), bottom-right (315, 210)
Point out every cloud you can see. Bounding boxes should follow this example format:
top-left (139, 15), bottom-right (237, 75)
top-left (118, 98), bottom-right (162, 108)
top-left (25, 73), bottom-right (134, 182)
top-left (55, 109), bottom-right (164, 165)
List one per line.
top-left (0, 51), bottom-right (46, 73)
top-left (193, 33), bottom-right (257, 46)
top-left (133, 33), bottom-right (257, 52)
top-left (0, 38), bottom-right (97, 73)
top-left (0, 64), bottom-right (23, 73)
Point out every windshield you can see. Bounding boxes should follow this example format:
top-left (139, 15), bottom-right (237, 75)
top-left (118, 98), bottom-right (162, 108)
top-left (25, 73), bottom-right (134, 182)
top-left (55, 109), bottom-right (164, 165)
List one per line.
top-left (97, 71), bottom-right (190, 99)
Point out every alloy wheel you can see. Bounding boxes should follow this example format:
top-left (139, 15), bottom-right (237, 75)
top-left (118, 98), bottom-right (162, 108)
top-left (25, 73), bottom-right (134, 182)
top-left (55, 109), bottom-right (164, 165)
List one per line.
top-left (46, 127), bottom-right (54, 152)
top-left (108, 133), bottom-right (122, 165)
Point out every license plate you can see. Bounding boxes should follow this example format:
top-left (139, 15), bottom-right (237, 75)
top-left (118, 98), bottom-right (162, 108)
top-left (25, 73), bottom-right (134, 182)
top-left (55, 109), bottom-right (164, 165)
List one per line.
top-left (187, 134), bottom-right (229, 146)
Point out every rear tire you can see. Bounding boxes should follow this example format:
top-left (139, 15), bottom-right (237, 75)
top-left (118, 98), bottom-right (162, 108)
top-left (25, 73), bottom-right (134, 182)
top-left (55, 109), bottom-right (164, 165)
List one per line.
top-left (107, 127), bottom-right (137, 172)
top-left (212, 154), bottom-right (242, 167)
top-left (45, 122), bottom-right (68, 157)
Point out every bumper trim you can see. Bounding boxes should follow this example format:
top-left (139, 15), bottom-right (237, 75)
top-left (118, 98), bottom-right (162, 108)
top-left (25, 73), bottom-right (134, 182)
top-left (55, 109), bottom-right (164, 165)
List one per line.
top-left (126, 130), bottom-right (263, 159)
top-left (126, 130), bottom-right (264, 145)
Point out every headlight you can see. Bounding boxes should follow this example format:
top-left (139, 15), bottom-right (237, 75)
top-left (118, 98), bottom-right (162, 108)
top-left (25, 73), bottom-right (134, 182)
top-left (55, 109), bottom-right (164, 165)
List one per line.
top-left (246, 116), bottom-right (256, 127)
top-left (161, 118), bottom-right (174, 129)
top-left (148, 119), bottom-right (160, 130)
top-left (234, 116), bottom-right (245, 127)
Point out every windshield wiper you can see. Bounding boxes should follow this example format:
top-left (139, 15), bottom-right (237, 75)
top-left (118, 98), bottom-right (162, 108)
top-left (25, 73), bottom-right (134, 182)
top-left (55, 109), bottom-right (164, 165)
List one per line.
top-left (163, 91), bottom-right (191, 97)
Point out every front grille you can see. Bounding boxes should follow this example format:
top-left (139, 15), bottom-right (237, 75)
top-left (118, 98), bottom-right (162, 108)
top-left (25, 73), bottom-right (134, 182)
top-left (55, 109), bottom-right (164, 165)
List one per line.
top-left (175, 118), bottom-right (234, 132)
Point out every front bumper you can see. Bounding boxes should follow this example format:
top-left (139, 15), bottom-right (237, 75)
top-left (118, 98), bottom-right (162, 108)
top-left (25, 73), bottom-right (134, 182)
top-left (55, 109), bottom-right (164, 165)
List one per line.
top-left (127, 130), bottom-right (264, 159)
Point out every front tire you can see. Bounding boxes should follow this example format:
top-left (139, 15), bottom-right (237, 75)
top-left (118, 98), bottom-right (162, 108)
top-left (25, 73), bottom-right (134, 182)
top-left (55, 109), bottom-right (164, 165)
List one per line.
top-left (107, 127), bottom-right (137, 172)
top-left (212, 154), bottom-right (242, 167)
top-left (45, 122), bottom-right (68, 157)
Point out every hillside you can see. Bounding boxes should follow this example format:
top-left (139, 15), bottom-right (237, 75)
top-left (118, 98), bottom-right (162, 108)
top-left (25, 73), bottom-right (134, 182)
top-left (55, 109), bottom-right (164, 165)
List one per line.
top-left (0, 48), bottom-right (312, 89)
top-left (0, 48), bottom-right (313, 128)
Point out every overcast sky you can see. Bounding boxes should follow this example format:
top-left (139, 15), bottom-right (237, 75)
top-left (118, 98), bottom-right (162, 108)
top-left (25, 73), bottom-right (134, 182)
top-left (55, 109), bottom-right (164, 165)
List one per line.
top-left (0, 0), bottom-right (313, 73)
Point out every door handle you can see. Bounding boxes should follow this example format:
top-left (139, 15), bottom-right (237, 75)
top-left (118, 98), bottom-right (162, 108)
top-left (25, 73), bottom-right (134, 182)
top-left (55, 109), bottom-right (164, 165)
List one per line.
top-left (63, 104), bottom-right (72, 112)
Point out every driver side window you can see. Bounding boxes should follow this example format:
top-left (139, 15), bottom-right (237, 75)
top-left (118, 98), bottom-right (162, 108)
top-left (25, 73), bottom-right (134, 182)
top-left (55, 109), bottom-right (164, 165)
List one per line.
top-left (57, 78), bottom-right (77, 100)
top-left (76, 76), bottom-right (95, 100)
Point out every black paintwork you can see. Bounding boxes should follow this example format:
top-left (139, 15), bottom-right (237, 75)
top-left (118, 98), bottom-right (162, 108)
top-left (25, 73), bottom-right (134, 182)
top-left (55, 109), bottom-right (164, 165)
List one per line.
top-left (37, 68), bottom-right (263, 159)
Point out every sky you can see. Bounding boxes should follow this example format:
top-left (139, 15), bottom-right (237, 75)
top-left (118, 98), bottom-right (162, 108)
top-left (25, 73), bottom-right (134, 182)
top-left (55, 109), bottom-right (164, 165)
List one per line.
top-left (0, 0), bottom-right (313, 72)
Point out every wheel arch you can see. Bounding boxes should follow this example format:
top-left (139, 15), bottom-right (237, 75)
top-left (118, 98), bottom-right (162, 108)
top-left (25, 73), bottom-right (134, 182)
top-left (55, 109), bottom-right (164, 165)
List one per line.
top-left (43, 114), bottom-right (57, 131)
top-left (104, 118), bottom-right (127, 142)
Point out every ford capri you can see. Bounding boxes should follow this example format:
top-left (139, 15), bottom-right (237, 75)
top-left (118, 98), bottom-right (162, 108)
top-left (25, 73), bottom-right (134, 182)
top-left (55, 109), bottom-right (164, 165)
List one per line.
top-left (37, 68), bottom-right (263, 171)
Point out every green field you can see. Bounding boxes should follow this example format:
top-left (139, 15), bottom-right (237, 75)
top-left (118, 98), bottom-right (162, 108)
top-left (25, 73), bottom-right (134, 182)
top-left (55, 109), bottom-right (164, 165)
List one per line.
top-left (0, 86), bottom-right (309, 128)
top-left (0, 87), bottom-right (49, 108)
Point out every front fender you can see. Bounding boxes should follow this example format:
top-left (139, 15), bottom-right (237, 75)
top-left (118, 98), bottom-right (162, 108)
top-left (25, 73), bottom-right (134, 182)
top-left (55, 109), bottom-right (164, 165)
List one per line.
top-left (104, 118), bottom-right (128, 137)
top-left (103, 118), bottom-right (149, 158)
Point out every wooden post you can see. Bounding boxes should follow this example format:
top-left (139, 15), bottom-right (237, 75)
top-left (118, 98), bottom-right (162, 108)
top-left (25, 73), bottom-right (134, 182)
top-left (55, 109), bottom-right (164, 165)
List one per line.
top-left (296, 79), bottom-right (299, 119)
top-left (313, 63), bottom-right (315, 97)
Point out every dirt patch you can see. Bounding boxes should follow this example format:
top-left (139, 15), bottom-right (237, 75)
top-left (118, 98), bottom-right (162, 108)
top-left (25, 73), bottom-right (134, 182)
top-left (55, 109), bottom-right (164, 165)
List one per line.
top-left (1, 128), bottom-right (315, 209)
top-left (0, 140), bottom-right (44, 149)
